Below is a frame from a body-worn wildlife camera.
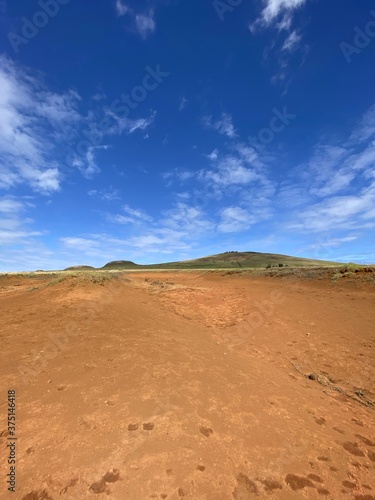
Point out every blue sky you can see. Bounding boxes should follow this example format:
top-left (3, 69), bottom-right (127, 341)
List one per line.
top-left (0, 0), bottom-right (375, 271)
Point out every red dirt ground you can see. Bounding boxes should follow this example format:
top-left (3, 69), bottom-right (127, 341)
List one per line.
top-left (0, 270), bottom-right (374, 499)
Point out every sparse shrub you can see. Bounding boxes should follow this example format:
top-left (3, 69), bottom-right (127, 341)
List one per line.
top-left (46, 275), bottom-right (66, 286)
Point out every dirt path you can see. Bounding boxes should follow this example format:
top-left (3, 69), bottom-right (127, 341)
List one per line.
top-left (0, 271), bottom-right (374, 499)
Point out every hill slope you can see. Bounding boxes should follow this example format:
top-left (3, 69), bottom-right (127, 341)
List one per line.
top-left (101, 260), bottom-right (139, 270)
top-left (98, 251), bottom-right (342, 270)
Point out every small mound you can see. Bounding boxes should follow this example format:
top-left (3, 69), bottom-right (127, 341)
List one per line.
top-left (101, 260), bottom-right (138, 269)
top-left (64, 265), bottom-right (96, 271)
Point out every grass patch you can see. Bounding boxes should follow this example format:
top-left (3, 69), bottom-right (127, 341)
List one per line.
top-left (45, 271), bottom-right (118, 287)
top-left (46, 275), bottom-right (67, 286)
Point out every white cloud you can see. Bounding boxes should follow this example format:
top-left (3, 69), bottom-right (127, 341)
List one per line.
top-left (287, 179), bottom-right (375, 232)
top-left (61, 237), bottom-right (101, 253)
top-left (282, 30), bottom-right (302, 52)
top-left (217, 206), bottom-right (255, 233)
top-left (201, 155), bottom-right (260, 186)
top-left (0, 196), bottom-right (46, 247)
top-left (115, 0), bottom-right (129, 17)
top-left (304, 236), bottom-right (358, 252)
top-left (135, 12), bottom-right (156, 39)
top-left (0, 55), bottom-right (81, 193)
top-left (70, 145), bottom-right (110, 177)
top-left (88, 188), bottom-right (120, 201)
top-left (161, 203), bottom-right (214, 234)
top-left (59, 229), bottom-right (195, 262)
top-left (0, 197), bottom-right (25, 214)
top-left (179, 97), bottom-right (188, 111)
top-left (250, 0), bottom-right (309, 85)
top-left (350, 104), bottom-right (375, 143)
top-left (279, 103), bottom-right (375, 234)
top-left (202, 113), bottom-right (237, 138)
top-left (115, 3), bottom-right (156, 39)
top-left (122, 205), bottom-right (153, 222)
top-left (108, 204), bottom-right (153, 225)
top-left (233, 142), bottom-right (263, 167)
top-left (205, 149), bottom-right (219, 161)
top-left (276, 14), bottom-right (292, 31)
top-left (106, 110), bottom-right (156, 135)
top-left (0, 229), bottom-right (44, 246)
top-left (257, 0), bottom-right (308, 27)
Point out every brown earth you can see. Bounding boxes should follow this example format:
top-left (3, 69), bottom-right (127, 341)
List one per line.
top-left (0, 270), bottom-right (374, 499)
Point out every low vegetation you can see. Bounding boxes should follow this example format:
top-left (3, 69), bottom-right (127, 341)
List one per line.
top-left (46, 271), bottom-right (119, 287)
top-left (96, 251), bottom-right (344, 271)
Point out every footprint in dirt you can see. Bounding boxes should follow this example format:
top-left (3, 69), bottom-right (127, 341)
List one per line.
top-left (342, 441), bottom-right (365, 457)
top-left (22, 491), bottom-right (53, 500)
top-left (199, 426), bottom-right (213, 437)
top-left (355, 434), bottom-right (375, 447)
top-left (232, 473), bottom-right (259, 498)
top-left (60, 477), bottom-right (78, 494)
top-left (314, 417), bottom-right (326, 426)
top-left (143, 422), bottom-right (155, 430)
top-left (89, 478), bottom-right (107, 494)
top-left (258, 478), bottom-right (283, 493)
top-left (128, 423), bottom-right (139, 431)
top-left (90, 468), bottom-right (121, 494)
top-left (285, 473), bottom-right (330, 495)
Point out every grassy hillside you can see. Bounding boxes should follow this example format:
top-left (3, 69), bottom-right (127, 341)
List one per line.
top-left (100, 260), bottom-right (139, 270)
top-left (64, 265), bottom-right (96, 271)
top-left (96, 251), bottom-right (343, 270)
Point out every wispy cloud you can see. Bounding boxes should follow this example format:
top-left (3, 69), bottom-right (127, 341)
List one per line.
top-left (202, 113), bottom-right (237, 138)
top-left (250, 0), bottom-right (309, 85)
top-left (123, 204), bottom-right (153, 222)
top-left (253, 0), bottom-right (308, 29)
top-left (217, 206), bottom-right (255, 233)
top-left (0, 55), bottom-right (81, 193)
top-left (282, 30), bottom-right (302, 52)
top-left (135, 12), bottom-right (156, 39)
top-left (283, 103), bottom-right (375, 232)
top-left (88, 188), bottom-right (120, 201)
top-left (201, 155), bottom-right (260, 186)
top-left (287, 184), bottom-right (375, 232)
top-left (179, 96), bottom-right (188, 111)
top-left (105, 110), bottom-right (156, 135)
top-left (0, 196), bottom-right (45, 247)
top-left (350, 104), bottom-right (375, 143)
top-left (70, 145), bottom-right (110, 177)
top-left (115, 2), bottom-right (156, 39)
top-left (161, 203), bottom-right (214, 234)
top-left (115, 0), bottom-right (129, 17)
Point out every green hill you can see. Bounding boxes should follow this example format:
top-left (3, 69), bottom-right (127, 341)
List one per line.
top-left (101, 260), bottom-right (139, 270)
top-left (98, 251), bottom-right (342, 270)
top-left (64, 265), bottom-right (96, 271)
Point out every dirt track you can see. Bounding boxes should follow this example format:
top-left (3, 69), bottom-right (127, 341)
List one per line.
top-left (0, 270), bottom-right (374, 499)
